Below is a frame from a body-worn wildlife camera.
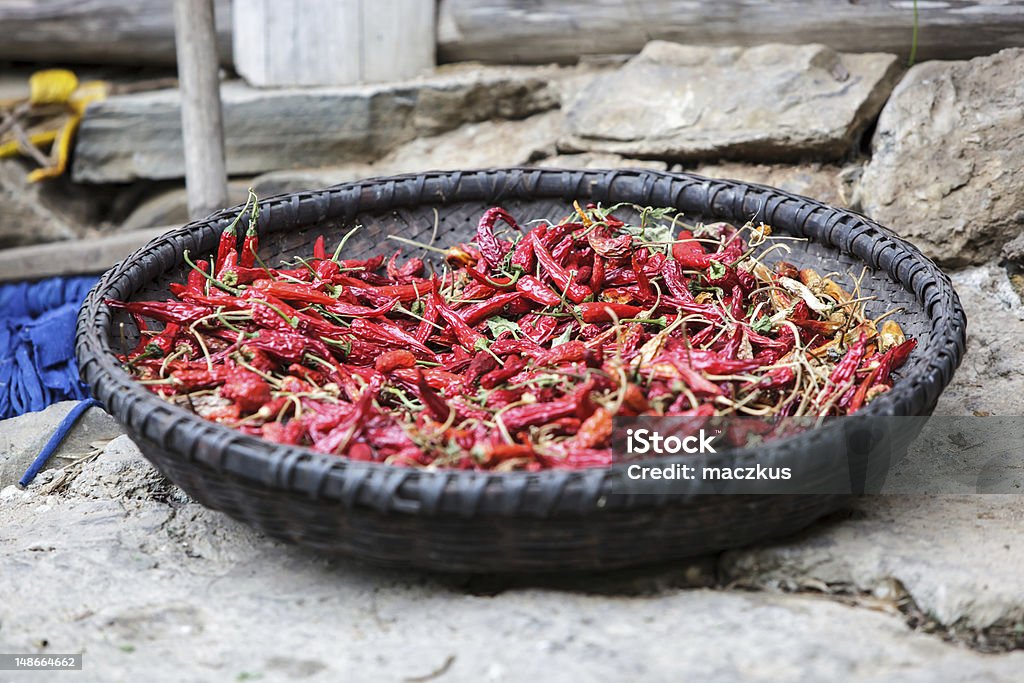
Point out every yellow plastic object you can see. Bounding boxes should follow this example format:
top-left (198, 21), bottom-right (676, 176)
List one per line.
top-left (27, 80), bottom-right (109, 182)
top-left (28, 69), bottom-right (79, 105)
top-left (68, 80), bottom-right (109, 114)
top-left (0, 130), bottom-right (58, 159)
top-left (0, 70), bottom-right (109, 181)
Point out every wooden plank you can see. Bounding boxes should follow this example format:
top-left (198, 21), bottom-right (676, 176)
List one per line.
top-left (438, 0), bottom-right (1024, 64)
top-left (0, 0), bottom-right (232, 66)
top-left (173, 0), bottom-right (229, 220)
top-left (233, 0), bottom-right (434, 87)
top-left (0, 227), bottom-right (173, 282)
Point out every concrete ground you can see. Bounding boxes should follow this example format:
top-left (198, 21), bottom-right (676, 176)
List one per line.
top-left (1, 431), bottom-right (1023, 682)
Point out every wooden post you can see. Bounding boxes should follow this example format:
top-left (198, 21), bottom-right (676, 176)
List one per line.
top-left (173, 0), bottom-right (228, 219)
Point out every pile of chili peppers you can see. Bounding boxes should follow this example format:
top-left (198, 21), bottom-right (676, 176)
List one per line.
top-left (111, 195), bottom-right (916, 470)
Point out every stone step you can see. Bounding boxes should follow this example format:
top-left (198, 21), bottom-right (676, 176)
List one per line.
top-left (72, 65), bottom-right (567, 183)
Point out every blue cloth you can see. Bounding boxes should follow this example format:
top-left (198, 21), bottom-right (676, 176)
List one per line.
top-left (0, 276), bottom-right (97, 420)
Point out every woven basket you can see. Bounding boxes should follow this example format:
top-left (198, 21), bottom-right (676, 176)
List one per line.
top-left (76, 169), bottom-right (966, 572)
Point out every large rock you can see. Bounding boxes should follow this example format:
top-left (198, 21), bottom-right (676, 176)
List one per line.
top-left (856, 49), bottom-right (1024, 267)
top-left (62, 435), bottom-right (181, 503)
top-left (1, 151), bottom-right (168, 247)
top-left (561, 42), bottom-right (901, 162)
top-left (72, 66), bottom-right (565, 183)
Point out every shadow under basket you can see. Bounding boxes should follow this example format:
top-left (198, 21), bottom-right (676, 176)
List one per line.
top-left (76, 168), bottom-right (966, 572)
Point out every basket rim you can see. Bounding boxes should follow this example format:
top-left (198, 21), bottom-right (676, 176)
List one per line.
top-left (75, 167), bottom-right (967, 517)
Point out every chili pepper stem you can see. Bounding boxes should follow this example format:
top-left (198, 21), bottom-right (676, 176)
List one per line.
top-left (331, 225), bottom-right (364, 262)
top-left (387, 234), bottom-right (449, 255)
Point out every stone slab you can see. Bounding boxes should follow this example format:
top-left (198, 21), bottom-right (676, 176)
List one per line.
top-left (561, 42), bottom-right (901, 162)
top-left (72, 66), bottom-right (565, 183)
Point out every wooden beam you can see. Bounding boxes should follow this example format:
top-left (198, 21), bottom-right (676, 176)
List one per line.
top-left (0, 227), bottom-right (173, 282)
top-left (0, 0), bottom-right (232, 66)
top-left (173, 0), bottom-right (228, 219)
top-left (438, 0), bottom-right (1024, 64)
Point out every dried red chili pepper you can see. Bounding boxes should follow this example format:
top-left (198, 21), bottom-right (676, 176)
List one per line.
top-left (345, 280), bottom-right (435, 304)
top-left (515, 275), bottom-right (561, 307)
top-left (107, 299), bottom-right (212, 325)
top-left (251, 279), bottom-right (336, 306)
top-left (632, 250), bottom-right (653, 301)
top-left (475, 207), bottom-right (520, 267)
top-left (460, 292), bottom-right (523, 327)
top-left (313, 377), bottom-right (379, 455)
top-left (187, 259), bottom-right (209, 293)
top-left (671, 230), bottom-right (711, 269)
top-left (510, 229), bottom-right (536, 272)
top-left (576, 301), bottom-right (644, 324)
top-left (313, 235), bottom-right (328, 261)
top-left (143, 322), bottom-right (181, 358)
top-left (589, 253), bottom-right (606, 290)
top-left (875, 338), bottom-right (917, 385)
top-left (519, 314), bottom-right (558, 344)
top-left (245, 328), bottom-right (332, 364)
top-left (325, 297), bottom-right (399, 319)
top-left (169, 367), bottom-right (229, 391)
top-left (220, 370), bottom-right (272, 413)
top-left (215, 222), bottom-right (238, 274)
top-left (829, 333), bottom-right (868, 386)
top-left (530, 232), bottom-right (592, 304)
top-left (587, 230), bottom-right (631, 258)
top-left (484, 443), bottom-right (537, 465)
top-left (531, 340), bottom-right (588, 367)
top-left (414, 369), bottom-right (452, 422)
top-left (240, 219), bottom-right (259, 268)
top-left (432, 290), bottom-right (485, 351)
top-left (568, 407), bottom-right (613, 449)
top-left (375, 349), bottom-right (417, 373)
top-left (479, 355), bottom-right (527, 390)
top-left (501, 398), bottom-right (578, 431)
top-left (350, 318), bottom-right (434, 358)
top-left (541, 221), bottom-right (581, 249)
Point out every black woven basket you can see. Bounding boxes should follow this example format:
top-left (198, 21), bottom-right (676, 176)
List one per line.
top-left (76, 169), bottom-right (966, 572)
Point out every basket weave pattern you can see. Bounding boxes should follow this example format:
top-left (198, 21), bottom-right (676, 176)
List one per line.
top-left (76, 169), bottom-right (966, 571)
